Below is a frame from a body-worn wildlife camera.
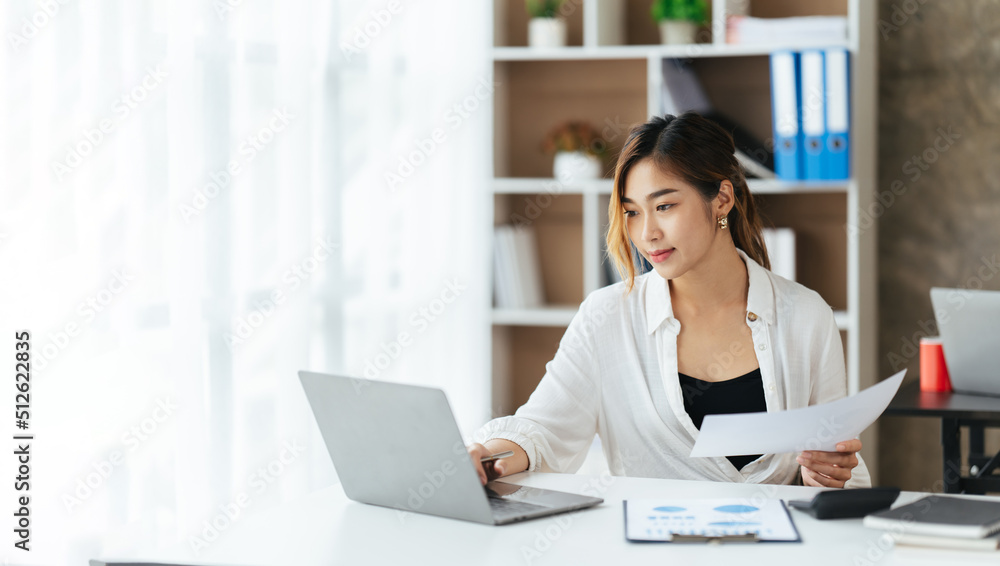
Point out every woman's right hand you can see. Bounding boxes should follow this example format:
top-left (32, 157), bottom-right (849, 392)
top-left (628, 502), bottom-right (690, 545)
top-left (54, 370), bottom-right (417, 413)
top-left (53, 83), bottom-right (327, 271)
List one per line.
top-left (466, 440), bottom-right (528, 485)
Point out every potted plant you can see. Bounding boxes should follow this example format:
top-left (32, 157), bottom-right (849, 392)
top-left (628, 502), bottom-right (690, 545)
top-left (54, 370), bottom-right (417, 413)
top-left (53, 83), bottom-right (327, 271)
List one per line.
top-left (542, 121), bottom-right (607, 181)
top-left (526, 0), bottom-right (566, 48)
top-left (651, 0), bottom-right (708, 45)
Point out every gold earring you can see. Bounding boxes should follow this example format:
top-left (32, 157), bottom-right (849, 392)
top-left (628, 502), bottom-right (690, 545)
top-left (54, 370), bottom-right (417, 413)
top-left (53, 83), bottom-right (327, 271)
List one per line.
top-left (717, 216), bottom-right (729, 229)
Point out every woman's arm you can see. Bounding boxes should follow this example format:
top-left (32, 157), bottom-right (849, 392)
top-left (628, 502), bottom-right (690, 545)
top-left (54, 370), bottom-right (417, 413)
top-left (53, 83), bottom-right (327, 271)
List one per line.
top-left (799, 306), bottom-right (872, 488)
top-left (472, 294), bottom-right (605, 476)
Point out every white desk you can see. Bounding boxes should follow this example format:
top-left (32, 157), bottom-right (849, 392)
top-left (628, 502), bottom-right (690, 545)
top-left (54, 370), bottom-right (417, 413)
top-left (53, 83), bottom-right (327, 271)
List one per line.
top-left (107, 473), bottom-right (999, 565)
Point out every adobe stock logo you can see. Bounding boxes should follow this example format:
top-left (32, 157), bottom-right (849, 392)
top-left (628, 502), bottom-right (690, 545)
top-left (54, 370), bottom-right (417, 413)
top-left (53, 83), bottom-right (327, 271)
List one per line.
top-left (339, 1), bottom-right (403, 62)
top-left (34, 268), bottom-right (136, 371)
top-left (51, 63), bottom-right (169, 180)
top-left (188, 440), bottom-right (305, 554)
top-left (358, 278), bottom-right (466, 384)
top-left (62, 397), bottom-right (177, 514)
top-left (224, 236), bottom-right (338, 351)
top-left (178, 107), bottom-right (295, 223)
top-left (395, 440), bottom-right (468, 525)
top-left (7, 0), bottom-right (73, 53)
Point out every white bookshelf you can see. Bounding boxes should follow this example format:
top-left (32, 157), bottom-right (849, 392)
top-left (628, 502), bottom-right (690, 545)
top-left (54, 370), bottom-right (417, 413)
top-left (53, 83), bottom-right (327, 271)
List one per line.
top-left (492, 305), bottom-right (579, 327)
top-left (489, 0), bottom-right (878, 479)
top-left (492, 40), bottom-right (852, 61)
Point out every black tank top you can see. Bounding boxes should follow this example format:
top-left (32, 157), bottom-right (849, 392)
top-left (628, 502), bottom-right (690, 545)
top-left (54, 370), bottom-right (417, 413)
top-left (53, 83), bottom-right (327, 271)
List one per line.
top-left (677, 368), bottom-right (766, 471)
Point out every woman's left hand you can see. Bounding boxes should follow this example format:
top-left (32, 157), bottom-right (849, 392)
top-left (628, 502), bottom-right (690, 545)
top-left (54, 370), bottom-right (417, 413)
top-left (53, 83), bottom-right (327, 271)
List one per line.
top-left (797, 439), bottom-right (861, 488)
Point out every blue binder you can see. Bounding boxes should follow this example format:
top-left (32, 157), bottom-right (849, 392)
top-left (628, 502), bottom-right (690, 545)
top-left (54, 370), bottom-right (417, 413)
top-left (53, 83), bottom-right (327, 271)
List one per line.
top-left (822, 48), bottom-right (850, 179)
top-left (769, 51), bottom-right (801, 180)
top-left (800, 50), bottom-right (825, 180)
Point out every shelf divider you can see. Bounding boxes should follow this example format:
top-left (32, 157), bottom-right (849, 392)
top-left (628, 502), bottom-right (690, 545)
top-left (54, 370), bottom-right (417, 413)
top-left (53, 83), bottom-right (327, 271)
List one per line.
top-left (583, 192), bottom-right (601, 295)
top-left (492, 305), bottom-right (578, 327)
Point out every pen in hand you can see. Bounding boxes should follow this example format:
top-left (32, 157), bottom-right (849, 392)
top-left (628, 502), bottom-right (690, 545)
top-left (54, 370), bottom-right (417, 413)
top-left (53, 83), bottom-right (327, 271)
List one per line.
top-left (480, 450), bottom-right (514, 463)
top-left (479, 445), bottom-right (514, 485)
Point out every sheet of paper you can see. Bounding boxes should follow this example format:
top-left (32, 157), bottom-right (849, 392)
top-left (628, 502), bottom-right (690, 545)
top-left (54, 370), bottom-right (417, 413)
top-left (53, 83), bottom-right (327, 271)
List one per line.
top-left (689, 369), bottom-right (906, 458)
top-left (624, 498), bottom-right (799, 542)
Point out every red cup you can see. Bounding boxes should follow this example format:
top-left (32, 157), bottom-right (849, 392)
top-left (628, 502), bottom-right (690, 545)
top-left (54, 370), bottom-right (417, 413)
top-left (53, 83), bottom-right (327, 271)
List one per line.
top-left (920, 337), bottom-right (952, 392)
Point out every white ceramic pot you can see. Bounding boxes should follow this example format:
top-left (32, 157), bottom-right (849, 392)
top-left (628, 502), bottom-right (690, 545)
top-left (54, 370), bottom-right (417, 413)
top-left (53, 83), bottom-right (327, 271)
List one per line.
top-left (659, 20), bottom-right (697, 45)
top-left (528, 17), bottom-right (566, 48)
top-left (553, 151), bottom-right (602, 181)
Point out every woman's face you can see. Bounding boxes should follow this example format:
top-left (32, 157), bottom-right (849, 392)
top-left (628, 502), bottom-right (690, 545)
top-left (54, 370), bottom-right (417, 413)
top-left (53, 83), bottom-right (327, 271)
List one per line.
top-left (622, 158), bottom-right (719, 281)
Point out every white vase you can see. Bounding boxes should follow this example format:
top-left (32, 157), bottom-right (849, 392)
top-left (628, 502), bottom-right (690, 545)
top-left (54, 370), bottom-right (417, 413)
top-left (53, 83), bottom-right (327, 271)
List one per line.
top-left (553, 151), bottom-right (602, 182)
top-left (528, 17), bottom-right (566, 48)
top-left (659, 20), bottom-right (697, 45)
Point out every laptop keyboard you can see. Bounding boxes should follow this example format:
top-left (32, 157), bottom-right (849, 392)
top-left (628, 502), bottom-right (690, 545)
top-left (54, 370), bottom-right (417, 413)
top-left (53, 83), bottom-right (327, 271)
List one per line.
top-left (488, 496), bottom-right (549, 516)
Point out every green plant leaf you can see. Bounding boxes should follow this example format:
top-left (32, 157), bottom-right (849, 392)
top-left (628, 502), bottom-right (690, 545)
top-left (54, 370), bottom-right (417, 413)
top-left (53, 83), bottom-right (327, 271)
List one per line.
top-left (650, 0), bottom-right (707, 24)
top-left (526, 0), bottom-right (564, 19)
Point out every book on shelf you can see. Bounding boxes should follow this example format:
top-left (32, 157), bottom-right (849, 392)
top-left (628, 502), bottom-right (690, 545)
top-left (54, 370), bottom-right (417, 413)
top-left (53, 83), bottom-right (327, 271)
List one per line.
top-left (512, 225), bottom-right (544, 307)
top-left (493, 224), bottom-right (545, 310)
top-left (863, 495), bottom-right (1000, 540)
top-left (762, 227), bottom-right (796, 282)
top-left (727, 16), bottom-right (848, 45)
top-left (660, 59), bottom-right (775, 179)
top-left (493, 225), bottom-right (515, 308)
top-left (704, 112), bottom-right (776, 180)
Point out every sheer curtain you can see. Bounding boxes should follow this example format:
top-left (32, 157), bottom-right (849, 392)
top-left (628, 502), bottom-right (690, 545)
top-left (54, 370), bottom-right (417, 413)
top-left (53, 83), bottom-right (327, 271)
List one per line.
top-left (0, 0), bottom-right (490, 562)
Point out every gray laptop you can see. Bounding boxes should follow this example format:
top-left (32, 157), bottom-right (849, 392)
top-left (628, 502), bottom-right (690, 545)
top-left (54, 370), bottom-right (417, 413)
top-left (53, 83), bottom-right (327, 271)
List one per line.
top-left (298, 371), bottom-right (603, 525)
top-left (930, 287), bottom-right (1000, 396)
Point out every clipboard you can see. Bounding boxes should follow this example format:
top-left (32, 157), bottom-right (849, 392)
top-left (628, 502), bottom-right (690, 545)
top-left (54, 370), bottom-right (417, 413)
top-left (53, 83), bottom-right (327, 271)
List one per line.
top-left (623, 499), bottom-right (802, 543)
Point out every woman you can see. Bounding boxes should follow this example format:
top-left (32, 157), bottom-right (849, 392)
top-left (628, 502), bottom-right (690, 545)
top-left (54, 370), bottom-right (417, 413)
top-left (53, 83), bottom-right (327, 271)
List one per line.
top-left (469, 112), bottom-right (870, 489)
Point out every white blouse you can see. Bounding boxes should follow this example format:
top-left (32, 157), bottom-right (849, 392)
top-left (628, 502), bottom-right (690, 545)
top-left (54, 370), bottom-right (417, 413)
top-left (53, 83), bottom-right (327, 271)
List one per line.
top-left (476, 250), bottom-right (871, 488)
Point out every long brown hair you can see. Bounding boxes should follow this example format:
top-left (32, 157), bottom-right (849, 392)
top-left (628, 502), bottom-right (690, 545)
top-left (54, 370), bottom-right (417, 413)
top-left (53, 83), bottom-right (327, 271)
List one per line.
top-left (606, 112), bottom-right (769, 293)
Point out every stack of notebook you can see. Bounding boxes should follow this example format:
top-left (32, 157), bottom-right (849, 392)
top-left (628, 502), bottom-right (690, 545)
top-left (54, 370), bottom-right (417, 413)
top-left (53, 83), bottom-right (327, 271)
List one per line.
top-left (493, 224), bottom-right (545, 309)
top-left (726, 16), bottom-right (848, 45)
top-left (863, 495), bottom-right (1000, 551)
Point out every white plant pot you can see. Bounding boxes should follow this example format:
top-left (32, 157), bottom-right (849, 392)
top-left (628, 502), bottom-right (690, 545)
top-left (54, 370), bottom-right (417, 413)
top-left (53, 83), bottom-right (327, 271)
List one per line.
top-left (553, 151), bottom-right (602, 182)
top-left (659, 20), bottom-right (697, 45)
top-left (528, 17), bottom-right (566, 48)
